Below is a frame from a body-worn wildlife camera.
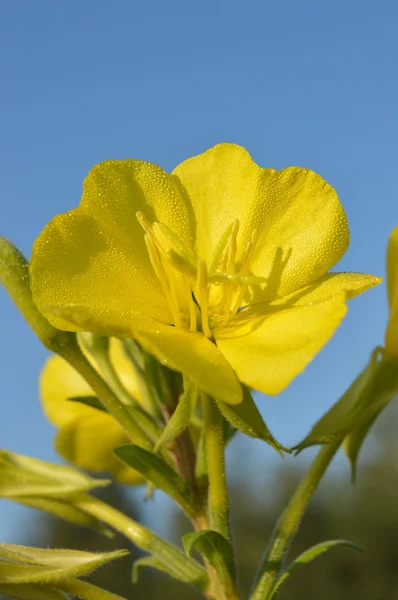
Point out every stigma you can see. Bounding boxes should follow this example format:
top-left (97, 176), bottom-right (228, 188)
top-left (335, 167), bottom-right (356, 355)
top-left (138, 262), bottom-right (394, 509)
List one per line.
top-left (137, 212), bottom-right (264, 337)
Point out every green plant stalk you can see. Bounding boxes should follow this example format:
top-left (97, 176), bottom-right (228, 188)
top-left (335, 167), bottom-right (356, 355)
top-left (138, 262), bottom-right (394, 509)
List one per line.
top-left (76, 496), bottom-right (209, 592)
top-left (251, 439), bottom-right (341, 600)
top-left (202, 394), bottom-right (231, 541)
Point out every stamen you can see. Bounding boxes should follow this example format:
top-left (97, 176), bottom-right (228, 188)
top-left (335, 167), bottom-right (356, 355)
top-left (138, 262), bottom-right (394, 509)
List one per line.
top-left (154, 222), bottom-right (196, 266)
top-left (167, 249), bottom-right (197, 280)
top-left (232, 229), bottom-right (259, 315)
top-left (220, 220), bottom-right (239, 325)
top-left (208, 221), bottom-right (236, 274)
top-left (196, 259), bottom-right (212, 338)
top-left (144, 234), bottom-right (182, 327)
top-left (209, 273), bottom-right (266, 284)
top-left (136, 211), bottom-right (153, 236)
top-left (162, 258), bottom-right (182, 326)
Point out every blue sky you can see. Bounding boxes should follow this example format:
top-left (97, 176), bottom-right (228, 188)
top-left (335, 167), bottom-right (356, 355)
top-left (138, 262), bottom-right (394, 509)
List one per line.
top-left (1, 0), bottom-right (397, 541)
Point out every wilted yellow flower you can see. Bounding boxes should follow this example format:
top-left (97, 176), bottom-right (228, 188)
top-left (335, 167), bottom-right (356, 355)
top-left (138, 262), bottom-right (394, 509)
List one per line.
top-left (41, 339), bottom-right (143, 484)
top-left (385, 225), bottom-right (398, 358)
top-left (31, 144), bottom-right (380, 404)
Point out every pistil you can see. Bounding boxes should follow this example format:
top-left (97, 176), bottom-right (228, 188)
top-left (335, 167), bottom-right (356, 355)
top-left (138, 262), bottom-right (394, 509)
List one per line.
top-left (196, 259), bottom-right (212, 338)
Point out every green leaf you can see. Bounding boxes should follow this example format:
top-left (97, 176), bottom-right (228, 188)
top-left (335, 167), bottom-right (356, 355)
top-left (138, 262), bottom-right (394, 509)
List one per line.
top-left (293, 351), bottom-right (379, 453)
top-left (154, 379), bottom-right (198, 452)
top-left (0, 450), bottom-right (111, 534)
top-left (182, 530), bottom-right (237, 595)
top-left (67, 395), bottom-right (107, 412)
top-left (268, 540), bottom-right (362, 600)
top-left (114, 445), bottom-right (199, 517)
top-left (216, 386), bottom-right (285, 455)
top-left (0, 450), bottom-right (109, 500)
top-left (133, 556), bottom-right (166, 583)
top-left (0, 545), bottom-right (128, 585)
top-left (294, 351), bottom-right (398, 461)
top-left (61, 579), bottom-right (128, 600)
top-left (343, 356), bottom-right (398, 480)
top-left (142, 542), bottom-right (208, 591)
top-left (132, 552), bottom-right (209, 591)
top-left (0, 583), bottom-right (68, 600)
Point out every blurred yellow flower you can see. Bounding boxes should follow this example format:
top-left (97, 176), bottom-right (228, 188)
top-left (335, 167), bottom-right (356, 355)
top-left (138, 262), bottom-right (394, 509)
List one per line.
top-left (385, 225), bottom-right (398, 358)
top-left (41, 338), bottom-right (143, 484)
top-left (31, 143), bottom-right (380, 403)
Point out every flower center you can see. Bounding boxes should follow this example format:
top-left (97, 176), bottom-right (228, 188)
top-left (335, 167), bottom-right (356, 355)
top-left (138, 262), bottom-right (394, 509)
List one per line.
top-left (137, 212), bottom-right (264, 337)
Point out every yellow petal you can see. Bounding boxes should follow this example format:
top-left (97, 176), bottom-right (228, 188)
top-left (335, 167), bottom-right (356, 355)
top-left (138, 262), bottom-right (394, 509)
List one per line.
top-left (270, 272), bottom-right (381, 308)
top-left (385, 225), bottom-right (398, 357)
top-left (40, 339), bottom-right (141, 426)
top-left (41, 355), bottom-right (96, 427)
top-left (173, 143), bottom-right (349, 298)
top-left (55, 414), bottom-right (142, 485)
top-left (40, 303), bottom-right (242, 405)
top-left (215, 297), bottom-right (347, 395)
top-left (30, 159), bottom-right (193, 331)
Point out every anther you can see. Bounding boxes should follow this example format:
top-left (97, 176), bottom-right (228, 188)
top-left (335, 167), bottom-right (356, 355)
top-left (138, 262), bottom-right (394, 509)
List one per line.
top-left (136, 211), bottom-right (153, 236)
top-left (144, 234), bottom-right (182, 328)
top-left (220, 219), bottom-right (240, 325)
top-left (232, 229), bottom-right (259, 315)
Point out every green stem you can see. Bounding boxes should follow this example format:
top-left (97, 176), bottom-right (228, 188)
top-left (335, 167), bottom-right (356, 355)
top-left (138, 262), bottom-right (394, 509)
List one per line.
top-left (76, 496), bottom-right (209, 593)
top-left (251, 439), bottom-right (340, 600)
top-left (59, 339), bottom-right (153, 451)
top-left (202, 394), bottom-right (231, 541)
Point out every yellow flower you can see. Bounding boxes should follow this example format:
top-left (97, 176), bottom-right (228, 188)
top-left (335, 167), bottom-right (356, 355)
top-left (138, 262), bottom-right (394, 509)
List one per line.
top-left (31, 144), bottom-right (380, 404)
top-left (41, 338), bottom-right (143, 484)
top-left (385, 225), bottom-right (398, 358)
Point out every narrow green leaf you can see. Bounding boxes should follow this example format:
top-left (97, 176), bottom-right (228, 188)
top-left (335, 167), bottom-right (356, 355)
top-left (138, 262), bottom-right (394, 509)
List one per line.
top-left (144, 538), bottom-right (209, 591)
top-left (114, 445), bottom-right (199, 517)
top-left (133, 555), bottom-right (188, 584)
top-left (132, 551), bottom-right (209, 591)
top-left (216, 386), bottom-right (285, 455)
top-left (155, 380), bottom-right (198, 452)
top-left (61, 579), bottom-right (128, 600)
top-left (0, 450), bottom-right (109, 500)
top-left (182, 530), bottom-right (237, 595)
top-left (294, 351), bottom-right (398, 459)
top-left (343, 414), bottom-right (380, 483)
top-left (268, 540), bottom-right (362, 600)
top-left (67, 395), bottom-right (107, 412)
top-left (343, 357), bottom-right (398, 480)
top-left (133, 556), bottom-right (164, 583)
top-left (293, 351), bottom-right (379, 453)
top-left (0, 544), bottom-right (124, 569)
top-left (0, 545), bottom-right (128, 585)
top-left (0, 583), bottom-right (68, 600)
